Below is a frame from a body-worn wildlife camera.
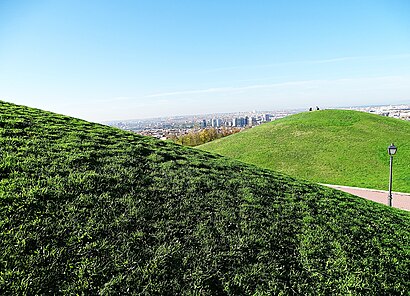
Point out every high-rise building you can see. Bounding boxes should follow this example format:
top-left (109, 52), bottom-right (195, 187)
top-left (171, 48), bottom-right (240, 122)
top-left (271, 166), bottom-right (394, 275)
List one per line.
top-left (232, 117), bottom-right (239, 127)
top-left (248, 116), bottom-right (255, 126)
top-left (211, 118), bottom-right (222, 127)
top-left (233, 117), bottom-right (247, 127)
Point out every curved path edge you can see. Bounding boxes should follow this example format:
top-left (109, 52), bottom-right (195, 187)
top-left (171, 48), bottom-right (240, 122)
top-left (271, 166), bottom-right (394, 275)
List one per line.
top-left (321, 184), bottom-right (410, 211)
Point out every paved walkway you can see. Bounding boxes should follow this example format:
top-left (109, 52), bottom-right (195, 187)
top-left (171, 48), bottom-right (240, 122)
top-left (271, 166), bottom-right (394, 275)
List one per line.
top-left (322, 184), bottom-right (410, 211)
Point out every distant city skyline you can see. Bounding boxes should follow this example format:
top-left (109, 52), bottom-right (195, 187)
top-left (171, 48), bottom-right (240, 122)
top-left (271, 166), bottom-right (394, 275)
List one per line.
top-left (1, 0), bottom-right (410, 122)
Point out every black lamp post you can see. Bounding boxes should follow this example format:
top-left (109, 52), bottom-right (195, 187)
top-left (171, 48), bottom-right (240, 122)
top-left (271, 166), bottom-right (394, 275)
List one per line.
top-left (387, 143), bottom-right (397, 207)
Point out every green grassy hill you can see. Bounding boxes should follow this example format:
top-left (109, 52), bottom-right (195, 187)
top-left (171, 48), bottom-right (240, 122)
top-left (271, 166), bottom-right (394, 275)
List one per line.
top-left (1, 102), bottom-right (409, 295)
top-left (200, 109), bottom-right (410, 193)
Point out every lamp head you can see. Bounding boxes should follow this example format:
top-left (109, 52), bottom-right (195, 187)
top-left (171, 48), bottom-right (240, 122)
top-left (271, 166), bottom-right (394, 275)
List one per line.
top-left (388, 143), bottom-right (397, 156)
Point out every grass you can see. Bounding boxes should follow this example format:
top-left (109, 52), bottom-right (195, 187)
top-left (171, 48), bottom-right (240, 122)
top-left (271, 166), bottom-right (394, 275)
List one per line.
top-left (200, 109), bottom-right (410, 193)
top-left (1, 101), bottom-right (409, 295)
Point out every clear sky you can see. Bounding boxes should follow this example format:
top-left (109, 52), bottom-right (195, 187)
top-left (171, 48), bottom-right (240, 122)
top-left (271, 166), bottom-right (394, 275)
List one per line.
top-left (1, 0), bottom-right (410, 122)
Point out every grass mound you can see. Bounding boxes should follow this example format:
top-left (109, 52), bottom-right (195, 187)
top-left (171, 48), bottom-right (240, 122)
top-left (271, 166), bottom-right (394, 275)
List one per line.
top-left (200, 109), bottom-right (410, 192)
top-left (1, 102), bottom-right (409, 295)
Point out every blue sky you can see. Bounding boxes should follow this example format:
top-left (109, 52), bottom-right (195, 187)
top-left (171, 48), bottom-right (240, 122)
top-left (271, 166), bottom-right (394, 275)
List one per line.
top-left (1, 0), bottom-right (410, 121)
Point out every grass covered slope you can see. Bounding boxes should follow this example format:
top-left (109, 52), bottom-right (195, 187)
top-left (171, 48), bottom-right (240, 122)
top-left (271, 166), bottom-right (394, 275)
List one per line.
top-left (0, 102), bottom-right (409, 295)
top-left (200, 109), bottom-right (410, 192)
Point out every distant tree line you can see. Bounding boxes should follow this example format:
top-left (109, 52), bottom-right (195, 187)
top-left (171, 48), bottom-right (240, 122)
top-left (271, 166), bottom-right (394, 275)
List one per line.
top-left (169, 127), bottom-right (241, 146)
